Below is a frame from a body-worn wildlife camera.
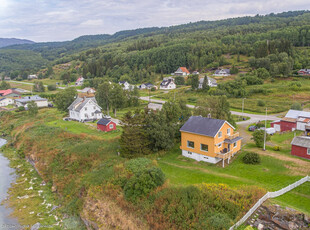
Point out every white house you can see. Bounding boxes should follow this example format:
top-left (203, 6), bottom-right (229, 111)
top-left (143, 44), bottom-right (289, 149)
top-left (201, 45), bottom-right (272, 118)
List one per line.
top-left (80, 87), bottom-right (96, 94)
top-left (213, 69), bottom-right (230, 77)
top-left (160, 77), bottom-right (176, 90)
top-left (76, 77), bottom-right (84, 86)
top-left (174, 67), bottom-right (190, 76)
top-left (28, 74), bottom-right (38, 80)
top-left (139, 83), bottom-right (154, 90)
top-left (0, 98), bottom-right (14, 107)
top-left (15, 96), bottom-right (48, 108)
top-left (119, 81), bottom-right (133, 90)
top-left (68, 97), bottom-right (102, 122)
top-left (198, 76), bottom-right (217, 89)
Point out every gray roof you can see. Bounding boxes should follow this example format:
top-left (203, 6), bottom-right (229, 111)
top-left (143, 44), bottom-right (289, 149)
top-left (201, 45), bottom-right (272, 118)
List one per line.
top-left (224, 136), bottom-right (243, 144)
top-left (199, 76), bottom-right (217, 84)
top-left (215, 69), bottom-right (230, 74)
top-left (285, 110), bottom-right (310, 119)
top-left (97, 118), bottom-right (112, 126)
top-left (68, 97), bottom-right (100, 112)
top-left (291, 136), bottom-right (310, 148)
top-left (15, 95), bottom-right (47, 104)
top-left (180, 116), bottom-right (231, 137)
top-left (160, 78), bottom-right (174, 87)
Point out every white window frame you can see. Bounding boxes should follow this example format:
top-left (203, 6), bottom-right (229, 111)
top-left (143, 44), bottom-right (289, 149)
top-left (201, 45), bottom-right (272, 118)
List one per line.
top-left (307, 148), bottom-right (310, 155)
top-left (218, 143), bottom-right (222, 148)
top-left (218, 131), bottom-right (222, 138)
top-left (109, 124), bottom-right (114, 129)
top-left (188, 151), bottom-right (192, 155)
top-left (200, 144), bottom-right (208, 152)
top-left (227, 128), bottom-right (231, 135)
top-left (187, 141), bottom-right (195, 149)
top-left (233, 142), bottom-right (237, 148)
top-left (85, 107), bottom-right (87, 111)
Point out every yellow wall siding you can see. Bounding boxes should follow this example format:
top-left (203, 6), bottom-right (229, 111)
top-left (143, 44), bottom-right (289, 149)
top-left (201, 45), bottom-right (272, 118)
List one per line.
top-left (180, 132), bottom-right (216, 157)
top-left (180, 121), bottom-right (240, 157)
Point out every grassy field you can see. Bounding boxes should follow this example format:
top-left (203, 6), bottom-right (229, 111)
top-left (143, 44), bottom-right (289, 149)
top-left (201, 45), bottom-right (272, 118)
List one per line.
top-left (157, 134), bottom-right (310, 215)
top-left (153, 77), bottom-right (310, 114)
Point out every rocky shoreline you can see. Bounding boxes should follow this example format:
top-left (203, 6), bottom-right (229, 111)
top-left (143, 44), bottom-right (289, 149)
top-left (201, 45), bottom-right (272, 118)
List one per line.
top-left (248, 204), bottom-right (310, 230)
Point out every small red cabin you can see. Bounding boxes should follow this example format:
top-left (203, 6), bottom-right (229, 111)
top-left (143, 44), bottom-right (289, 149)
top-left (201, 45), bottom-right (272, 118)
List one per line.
top-left (97, 118), bottom-right (116, 132)
top-left (291, 136), bottom-right (310, 160)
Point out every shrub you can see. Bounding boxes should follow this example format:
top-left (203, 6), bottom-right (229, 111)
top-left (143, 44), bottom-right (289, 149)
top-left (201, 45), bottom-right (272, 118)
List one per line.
top-left (242, 152), bottom-right (261, 164)
top-left (251, 129), bottom-right (270, 147)
top-left (124, 167), bottom-right (165, 201)
top-left (291, 102), bottom-right (302, 111)
top-left (257, 100), bottom-right (265, 107)
top-left (47, 84), bottom-right (57, 91)
top-left (208, 213), bottom-right (232, 230)
top-left (151, 87), bottom-right (156, 91)
top-left (125, 158), bottom-right (153, 174)
top-left (17, 106), bottom-right (25, 112)
top-left (273, 146), bottom-right (281, 151)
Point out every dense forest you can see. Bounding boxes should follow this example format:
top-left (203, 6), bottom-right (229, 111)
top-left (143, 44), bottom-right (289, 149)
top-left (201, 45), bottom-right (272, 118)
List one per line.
top-left (1, 11), bottom-right (310, 83)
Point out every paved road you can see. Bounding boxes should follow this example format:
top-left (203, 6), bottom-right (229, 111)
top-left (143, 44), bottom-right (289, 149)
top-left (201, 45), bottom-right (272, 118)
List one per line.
top-left (139, 96), bottom-right (280, 125)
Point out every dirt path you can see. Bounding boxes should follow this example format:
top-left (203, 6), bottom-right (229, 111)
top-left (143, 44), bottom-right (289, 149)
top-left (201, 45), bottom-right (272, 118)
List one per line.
top-left (161, 161), bottom-right (253, 184)
top-left (256, 149), bottom-right (310, 175)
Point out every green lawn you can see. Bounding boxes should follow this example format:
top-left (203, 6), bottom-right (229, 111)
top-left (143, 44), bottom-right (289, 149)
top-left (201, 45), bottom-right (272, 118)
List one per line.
top-left (157, 144), bottom-right (310, 215)
top-left (46, 118), bottom-right (122, 139)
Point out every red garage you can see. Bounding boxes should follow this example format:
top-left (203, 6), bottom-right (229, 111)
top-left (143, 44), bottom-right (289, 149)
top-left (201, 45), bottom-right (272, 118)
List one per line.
top-left (291, 136), bottom-right (310, 160)
top-left (271, 118), bottom-right (296, 132)
top-left (97, 118), bottom-right (116, 132)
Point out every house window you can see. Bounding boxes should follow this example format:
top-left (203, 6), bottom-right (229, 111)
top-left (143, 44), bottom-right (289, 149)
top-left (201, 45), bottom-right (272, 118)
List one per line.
top-left (233, 142), bottom-right (237, 148)
top-left (218, 131), bottom-right (222, 138)
top-left (93, 106), bottom-right (96, 110)
top-left (188, 151), bottom-right (192, 155)
top-left (85, 107), bottom-right (87, 111)
top-left (227, 128), bottom-right (231, 135)
top-left (187, 141), bottom-right (194, 148)
top-left (218, 143), bottom-right (222, 148)
top-left (307, 148), bottom-right (310, 155)
top-left (109, 124), bottom-right (114, 129)
top-left (201, 144), bottom-right (208, 152)
top-left (91, 113), bottom-right (94, 116)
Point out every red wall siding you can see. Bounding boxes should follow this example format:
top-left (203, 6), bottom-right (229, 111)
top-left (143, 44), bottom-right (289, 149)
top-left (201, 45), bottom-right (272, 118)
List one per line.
top-left (291, 145), bottom-right (310, 159)
top-left (97, 121), bottom-right (116, 132)
top-left (280, 121), bottom-right (296, 132)
top-left (270, 121), bottom-right (280, 128)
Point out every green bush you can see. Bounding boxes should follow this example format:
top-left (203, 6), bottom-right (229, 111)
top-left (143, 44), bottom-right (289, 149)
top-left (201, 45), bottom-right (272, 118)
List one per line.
top-left (257, 100), bottom-right (265, 107)
top-left (124, 167), bottom-right (165, 201)
top-left (291, 102), bottom-right (302, 111)
top-left (47, 84), bottom-right (57, 91)
top-left (17, 106), bottom-right (25, 112)
top-left (273, 146), bottom-right (281, 151)
top-left (208, 213), bottom-right (232, 230)
top-left (242, 152), bottom-right (261, 164)
top-left (125, 157), bottom-right (153, 174)
top-left (151, 87), bottom-right (156, 91)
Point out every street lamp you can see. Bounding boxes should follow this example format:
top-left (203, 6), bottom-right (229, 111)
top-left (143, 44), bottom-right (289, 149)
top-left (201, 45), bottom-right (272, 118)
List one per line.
top-left (242, 98), bottom-right (246, 119)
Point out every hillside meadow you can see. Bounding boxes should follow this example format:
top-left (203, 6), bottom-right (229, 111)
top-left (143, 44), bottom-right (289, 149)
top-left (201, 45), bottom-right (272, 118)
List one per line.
top-left (0, 108), bottom-right (270, 229)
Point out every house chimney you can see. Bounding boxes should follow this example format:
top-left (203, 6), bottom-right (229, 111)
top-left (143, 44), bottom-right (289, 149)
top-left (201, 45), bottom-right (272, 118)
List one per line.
top-left (207, 113), bottom-right (211, 118)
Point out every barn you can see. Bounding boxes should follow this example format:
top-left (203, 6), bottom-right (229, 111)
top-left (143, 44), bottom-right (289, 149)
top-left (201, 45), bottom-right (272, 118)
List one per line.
top-left (97, 118), bottom-right (116, 132)
top-left (291, 136), bottom-right (310, 160)
top-left (271, 118), bottom-right (297, 132)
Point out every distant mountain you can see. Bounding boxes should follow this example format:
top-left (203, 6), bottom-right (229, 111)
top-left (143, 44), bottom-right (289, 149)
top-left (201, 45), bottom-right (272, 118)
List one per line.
top-left (0, 38), bottom-right (35, 48)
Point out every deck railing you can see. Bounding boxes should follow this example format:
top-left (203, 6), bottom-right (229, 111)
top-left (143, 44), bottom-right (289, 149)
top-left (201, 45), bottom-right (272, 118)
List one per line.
top-left (225, 132), bottom-right (239, 140)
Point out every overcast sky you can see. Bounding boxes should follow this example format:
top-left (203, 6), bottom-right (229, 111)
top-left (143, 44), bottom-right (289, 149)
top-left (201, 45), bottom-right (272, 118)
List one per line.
top-left (0, 0), bottom-right (309, 42)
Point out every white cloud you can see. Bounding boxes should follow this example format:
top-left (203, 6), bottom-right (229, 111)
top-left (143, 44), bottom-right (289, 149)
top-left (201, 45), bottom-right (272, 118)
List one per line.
top-left (0, 0), bottom-right (309, 42)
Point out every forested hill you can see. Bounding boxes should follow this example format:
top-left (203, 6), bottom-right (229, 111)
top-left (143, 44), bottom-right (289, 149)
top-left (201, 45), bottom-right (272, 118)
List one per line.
top-left (0, 38), bottom-right (34, 48)
top-left (1, 10), bottom-right (310, 78)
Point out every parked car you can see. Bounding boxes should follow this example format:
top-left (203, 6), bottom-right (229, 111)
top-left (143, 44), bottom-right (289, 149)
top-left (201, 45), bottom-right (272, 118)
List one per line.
top-left (103, 114), bottom-right (111, 119)
top-left (248, 125), bottom-right (258, 131)
top-left (259, 127), bottom-right (276, 135)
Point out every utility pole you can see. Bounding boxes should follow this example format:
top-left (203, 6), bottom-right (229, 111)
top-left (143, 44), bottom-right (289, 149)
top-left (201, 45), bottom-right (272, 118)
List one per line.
top-left (263, 107), bottom-right (267, 151)
top-left (148, 88), bottom-right (150, 104)
top-left (174, 91), bottom-right (176, 101)
top-left (242, 98), bottom-right (246, 118)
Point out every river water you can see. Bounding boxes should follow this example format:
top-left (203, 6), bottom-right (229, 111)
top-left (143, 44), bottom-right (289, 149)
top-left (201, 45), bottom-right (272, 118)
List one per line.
top-left (0, 138), bottom-right (20, 229)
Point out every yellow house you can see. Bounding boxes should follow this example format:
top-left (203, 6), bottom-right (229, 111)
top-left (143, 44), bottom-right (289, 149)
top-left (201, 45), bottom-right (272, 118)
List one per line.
top-left (180, 116), bottom-right (242, 167)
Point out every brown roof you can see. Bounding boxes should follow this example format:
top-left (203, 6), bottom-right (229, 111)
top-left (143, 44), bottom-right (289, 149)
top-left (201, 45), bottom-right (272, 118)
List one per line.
top-left (281, 117), bottom-right (297, 123)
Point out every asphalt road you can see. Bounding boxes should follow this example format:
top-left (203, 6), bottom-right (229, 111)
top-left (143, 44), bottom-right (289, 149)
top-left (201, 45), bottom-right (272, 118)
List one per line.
top-left (139, 96), bottom-right (280, 125)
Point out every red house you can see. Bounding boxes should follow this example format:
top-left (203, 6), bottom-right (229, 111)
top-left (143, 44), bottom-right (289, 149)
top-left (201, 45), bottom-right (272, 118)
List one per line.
top-left (97, 118), bottom-right (116, 132)
top-left (270, 118), bottom-right (297, 132)
top-left (291, 136), bottom-right (310, 159)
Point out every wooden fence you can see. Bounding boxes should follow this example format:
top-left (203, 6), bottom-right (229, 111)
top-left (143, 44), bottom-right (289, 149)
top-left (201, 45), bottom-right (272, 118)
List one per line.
top-left (229, 175), bottom-right (310, 230)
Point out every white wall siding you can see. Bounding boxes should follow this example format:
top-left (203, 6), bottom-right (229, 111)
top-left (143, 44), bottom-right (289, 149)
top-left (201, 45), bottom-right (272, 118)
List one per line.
top-left (297, 122), bottom-right (306, 131)
top-left (182, 150), bottom-right (222, 164)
